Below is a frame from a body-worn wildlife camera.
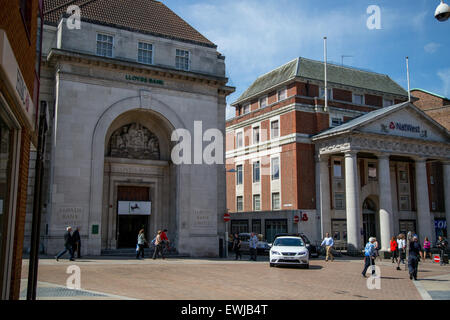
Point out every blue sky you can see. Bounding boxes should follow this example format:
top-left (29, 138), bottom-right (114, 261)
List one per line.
top-left (164, 0), bottom-right (450, 119)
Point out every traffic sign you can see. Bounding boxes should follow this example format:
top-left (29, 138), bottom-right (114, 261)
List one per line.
top-left (224, 213), bottom-right (230, 222)
top-left (434, 255), bottom-right (440, 263)
top-left (294, 215), bottom-right (299, 223)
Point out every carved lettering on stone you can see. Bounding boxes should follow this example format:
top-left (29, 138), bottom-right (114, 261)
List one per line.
top-left (108, 123), bottom-right (160, 160)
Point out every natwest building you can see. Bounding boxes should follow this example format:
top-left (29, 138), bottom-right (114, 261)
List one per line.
top-left (225, 57), bottom-right (450, 254)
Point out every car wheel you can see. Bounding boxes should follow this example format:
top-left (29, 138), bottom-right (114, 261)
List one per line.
top-left (304, 263), bottom-right (309, 269)
top-left (270, 263), bottom-right (275, 267)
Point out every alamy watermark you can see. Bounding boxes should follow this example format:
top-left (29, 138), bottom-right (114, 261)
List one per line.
top-left (66, 5), bottom-right (81, 30)
top-left (367, 5), bottom-right (381, 30)
top-left (366, 265), bottom-right (381, 290)
top-left (66, 265), bottom-right (81, 290)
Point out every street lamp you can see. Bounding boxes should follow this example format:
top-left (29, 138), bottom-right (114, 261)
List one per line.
top-left (435, 0), bottom-right (450, 21)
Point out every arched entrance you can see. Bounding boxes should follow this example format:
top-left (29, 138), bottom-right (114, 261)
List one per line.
top-left (101, 109), bottom-right (177, 250)
top-left (362, 197), bottom-right (378, 244)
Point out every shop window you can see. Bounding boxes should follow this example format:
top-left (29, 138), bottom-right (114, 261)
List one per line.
top-left (231, 219), bottom-right (248, 234)
top-left (252, 219), bottom-right (261, 235)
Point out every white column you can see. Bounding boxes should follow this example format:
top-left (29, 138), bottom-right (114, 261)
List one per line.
top-left (345, 151), bottom-right (362, 252)
top-left (415, 158), bottom-right (433, 242)
top-left (318, 155), bottom-right (331, 239)
top-left (443, 162), bottom-right (450, 238)
top-left (378, 154), bottom-right (394, 252)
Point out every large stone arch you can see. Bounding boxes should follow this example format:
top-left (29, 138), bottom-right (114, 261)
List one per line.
top-left (87, 90), bottom-right (187, 253)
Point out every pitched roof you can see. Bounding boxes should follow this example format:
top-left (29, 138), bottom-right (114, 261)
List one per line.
top-left (410, 88), bottom-right (449, 101)
top-left (312, 102), bottom-right (450, 140)
top-left (43, 0), bottom-right (216, 48)
top-left (232, 57), bottom-right (409, 105)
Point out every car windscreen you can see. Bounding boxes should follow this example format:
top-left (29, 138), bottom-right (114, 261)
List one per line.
top-left (273, 238), bottom-right (304, 247)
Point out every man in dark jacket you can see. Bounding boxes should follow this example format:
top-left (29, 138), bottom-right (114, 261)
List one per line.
top-left (408, 236), bottom-right (421, 280)
top-left (436, 236), bottom-right (448, 266)
top-left (55, 226), bottom-right (75, 261)
top-left (72, 227), bottom-right (82, 259)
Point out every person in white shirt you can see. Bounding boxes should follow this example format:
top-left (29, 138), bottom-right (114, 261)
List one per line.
top-left (396, 234), bottom-right (406, 270)
top-left (321, 232), bottom-right (335, 262)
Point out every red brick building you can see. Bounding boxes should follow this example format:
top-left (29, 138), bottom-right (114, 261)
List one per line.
top-left (226, 58), bottom-right (450, 253)
top-left (0, 0), bottom-right (43, 299)
top-left (411, 88), bottom-right (450, 131)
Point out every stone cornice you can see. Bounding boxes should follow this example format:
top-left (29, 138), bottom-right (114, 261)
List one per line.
top-left (45, 49), bottom-right (235, 94)
top-left (315, 132), bottom-right (450, 160)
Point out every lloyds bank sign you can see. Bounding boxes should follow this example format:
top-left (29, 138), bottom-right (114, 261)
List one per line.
top-left (125, 74), bottom-right (164, 85)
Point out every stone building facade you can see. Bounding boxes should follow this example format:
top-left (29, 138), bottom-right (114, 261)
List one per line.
top-left (24, 0), bottom-right (234, 257)
top-left (226, 58), bottom-right (450, 253)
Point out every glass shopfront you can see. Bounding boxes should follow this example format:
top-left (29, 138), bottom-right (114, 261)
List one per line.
top-left (0, 114), bottom-right (13, 296)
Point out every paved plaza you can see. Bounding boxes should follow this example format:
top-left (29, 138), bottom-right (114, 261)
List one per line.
top-left (20, 255), bottom-right (450, 300)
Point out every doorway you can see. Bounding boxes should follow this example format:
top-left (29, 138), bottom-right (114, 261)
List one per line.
top-left (362, 198), bottom-right (377, 244)
top-left (117, 186), bottom-right (150, 248)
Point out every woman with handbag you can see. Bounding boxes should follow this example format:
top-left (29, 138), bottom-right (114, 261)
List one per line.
top-left (136, 229), bottom-right (147, 259)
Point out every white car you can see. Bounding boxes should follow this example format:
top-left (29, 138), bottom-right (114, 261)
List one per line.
top-left (269, 236), bottom-right (309, 268)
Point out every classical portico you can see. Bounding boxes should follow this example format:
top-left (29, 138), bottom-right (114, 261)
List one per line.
top-left (313, 102), bottom-right (450, 254)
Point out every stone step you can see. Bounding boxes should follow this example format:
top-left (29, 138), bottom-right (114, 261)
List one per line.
top-left (101, 248), bottom-right (187, 257)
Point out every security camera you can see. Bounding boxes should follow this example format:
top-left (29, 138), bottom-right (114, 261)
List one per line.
top-left (435, 0), bottom-right (450, 22)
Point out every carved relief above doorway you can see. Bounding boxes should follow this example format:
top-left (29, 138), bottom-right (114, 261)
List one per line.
top-left (108, 123), bottom-right (160, 160)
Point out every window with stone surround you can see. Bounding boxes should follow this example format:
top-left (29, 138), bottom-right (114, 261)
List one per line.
top-left (138, 42), bottom-right (153, 65)
top-left (253, 161), bottom-right (260, 183)
top-left (236, 165), bottom-right (243, 185)
top-left (259, 96), bottom-right (267, 108)
top-left (253, 195), bottom-right (261, 211)
top-left (175, 49), bottom-right (190, 71)
top-left (236, 131), bottom-right (243, 148)
top-left (278, 88), bottom-right (287, 101)
top-left (96, 33), bottom-right (114, 57)
top-left (334, 193), bottom-right (345, 209)
top-left (271, 157), bottom-right (280, 180)
top-left (272, 192), bottom-right (280, 210)
top-left (271, 120), bottom-right (279, 139)
top-left (236, 196), bottom-right (243, 212)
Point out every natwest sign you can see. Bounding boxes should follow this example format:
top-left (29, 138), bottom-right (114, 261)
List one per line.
top-left (381, 121), bottom-right (427, 137)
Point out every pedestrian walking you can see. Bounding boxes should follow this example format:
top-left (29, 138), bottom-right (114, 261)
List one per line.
top-left (396, 234), bottom-right (406, 270)
top-left (436, 235), bottom-right (448, 266)
top-left (152, 230), bottom-right (165, 260)
top-left (72, 227), bottom-right (82, 259)
top-left (408, 235), bottom-right (422, 280)
top-left (362, 237), bottom-right (377, 277)
top-left (390, 236), bottom-right (398, 263)
top-left (232, 233), bottom-right (242, 260)
top-left (161, 228), bottom-right (170, 253)
top-left (55, 226), bottom-right (75, 261)
top-left (136, 229), bottom-right (147, 259)
top-left (321, 232), bottom-right (334, 262)
top-left (249, 232), bottom-right (258, 261)
top-left (422, 237), bottom-right (431, 261)
top-left (373, 237), bottom-right (381, 261)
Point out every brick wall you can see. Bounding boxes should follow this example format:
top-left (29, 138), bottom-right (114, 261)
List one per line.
top-left (411, 90), bottom-right (450, 131)
top-left (0, 0), bottom-right (39, 97)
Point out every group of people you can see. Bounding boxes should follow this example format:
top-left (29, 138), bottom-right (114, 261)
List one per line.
top-left (136, 228), bottom-right (170, 260)
top-left (231, 232), bottom-right (259, 261)
top-left (55, 226), bottom-right (82, 261)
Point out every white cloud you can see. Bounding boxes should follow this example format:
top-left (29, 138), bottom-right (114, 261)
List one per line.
top-left (437, 68), bottom-right (450, 97)
top-left (424, 42), bottom-right (441, 53)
